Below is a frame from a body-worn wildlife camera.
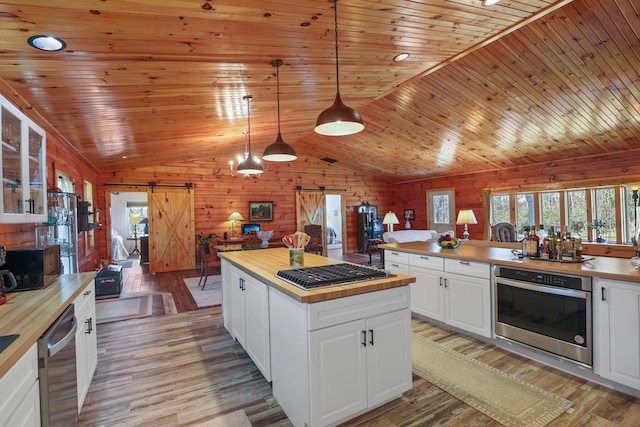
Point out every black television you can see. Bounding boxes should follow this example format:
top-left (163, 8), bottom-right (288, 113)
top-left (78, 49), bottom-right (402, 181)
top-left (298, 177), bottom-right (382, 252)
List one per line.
top-left (241, 223), bottom-right (261, 235)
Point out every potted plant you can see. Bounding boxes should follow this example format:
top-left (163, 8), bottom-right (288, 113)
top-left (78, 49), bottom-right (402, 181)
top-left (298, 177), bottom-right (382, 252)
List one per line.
top-left (587, 219), bottom-right (607, 243)
top-left (196, 232), bottom-right (218, 253)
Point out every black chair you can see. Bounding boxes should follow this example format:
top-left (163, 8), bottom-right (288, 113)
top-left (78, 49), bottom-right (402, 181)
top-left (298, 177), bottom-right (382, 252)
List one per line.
top-left (198, 244), bottom-right (210, 290)
top-left (304, 224), bottom-right (323, 255)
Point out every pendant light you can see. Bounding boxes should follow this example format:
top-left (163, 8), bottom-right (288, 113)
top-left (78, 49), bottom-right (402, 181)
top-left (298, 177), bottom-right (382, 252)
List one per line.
top-left (314, 0), bottom-right (364, 136)
top-left (263, 59), bottom-right (297, 162)
top-left (236, 95), bottom-right (263, 176)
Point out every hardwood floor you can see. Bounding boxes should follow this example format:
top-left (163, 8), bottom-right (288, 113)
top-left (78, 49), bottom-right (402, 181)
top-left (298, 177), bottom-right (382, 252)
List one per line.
top-left (79, 254), bottom-right (640, 426)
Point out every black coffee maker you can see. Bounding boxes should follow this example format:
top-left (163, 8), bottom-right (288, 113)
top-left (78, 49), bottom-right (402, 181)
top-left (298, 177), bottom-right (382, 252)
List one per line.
top-left (0, 246), bottom-right (17, 304)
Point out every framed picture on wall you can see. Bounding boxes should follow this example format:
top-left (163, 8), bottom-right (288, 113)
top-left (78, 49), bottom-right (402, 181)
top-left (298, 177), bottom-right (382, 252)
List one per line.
top-left (249, 201), bottom-right (273, 221)
top-left (404, 209), bottom-right (415, 220)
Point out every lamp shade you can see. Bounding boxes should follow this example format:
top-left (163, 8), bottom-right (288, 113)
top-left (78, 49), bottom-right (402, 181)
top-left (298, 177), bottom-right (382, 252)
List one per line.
top-left (383, 211), bottom-right (399, 225)
top-left (456, 209), bottom-right (477, 225)
top-left (227, 212), bottom-right (245, 222)
top-left (130, 213), bottom-right (142, 225)
top-left (236, 156), bottom-right (263, 175)
top-left (315, 93), bottom-right (365, 136)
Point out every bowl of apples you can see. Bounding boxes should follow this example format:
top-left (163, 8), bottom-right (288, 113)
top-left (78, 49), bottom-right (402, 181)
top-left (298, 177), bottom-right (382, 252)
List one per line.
top-left (436, 234), bottom-right (461, 249)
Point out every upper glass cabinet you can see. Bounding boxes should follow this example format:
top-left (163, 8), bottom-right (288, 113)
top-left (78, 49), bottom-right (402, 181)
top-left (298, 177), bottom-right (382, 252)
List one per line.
top-left (0, 95), bottom-right (47, 223)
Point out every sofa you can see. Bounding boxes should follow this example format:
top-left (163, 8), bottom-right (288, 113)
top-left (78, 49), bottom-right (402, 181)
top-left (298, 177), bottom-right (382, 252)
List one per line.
top-left (382, 229), bottom-right (451, 243)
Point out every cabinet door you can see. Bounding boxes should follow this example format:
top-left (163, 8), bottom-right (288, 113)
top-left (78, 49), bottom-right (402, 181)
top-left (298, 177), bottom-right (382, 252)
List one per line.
top-left (26, 120), bottom-right (47, 220)
top-left (3, 380), bottom-right (40, 427)
top-left (596, 279), bottom-right (640, 389)
top-left (221, 259), bottom-right (233, 332)
top-left (445, 272), bottom-right (491, 338)
top-left (409, 266), bottom-right (445, 321)
top-left (244, 275), bottom-right (271, 381)
top-left (309, 319), bottom-right (367, 427)
top-left (366, 309), bottom-right (412, 407)
top-left (0, 96), bottom-right (47, 223)
top-left (230, 266), bottom-right (246, 346)
top-left (75, 282), bottom-right (97, 411)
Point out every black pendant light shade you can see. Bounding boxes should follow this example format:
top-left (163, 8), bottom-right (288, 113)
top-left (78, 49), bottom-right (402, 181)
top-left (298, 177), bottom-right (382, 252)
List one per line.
top-left (263, 59), bottom-right (297, 161)
top-left (236, 95), bottom-right (263, 175)
top-left (315, 0), bottom-right (364, 136)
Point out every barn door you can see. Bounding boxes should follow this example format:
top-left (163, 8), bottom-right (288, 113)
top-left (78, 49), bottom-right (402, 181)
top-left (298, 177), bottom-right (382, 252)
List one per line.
top-left (148, 187), bottom-right (195, 273)
top-left (296, 191), bottom-right (326, 255)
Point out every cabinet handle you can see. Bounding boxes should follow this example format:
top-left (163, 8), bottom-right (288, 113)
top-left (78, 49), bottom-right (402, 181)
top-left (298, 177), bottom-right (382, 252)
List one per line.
top-left (369, 329), bottom-right (374, 346)
top-left (362, 330), bottom-right (367, 347)
top-left (391, 252), bottom-right (399, 255)
top-left (391, 263), bottom-right (400, 268)
top-left (444, 278), bottom-right (448, 288)
top-left (420, 256), bottom-right (429, 260)
top-left (439, 277), bottom-right (443, 287)
top-left (86, 317), bottom-right (93, 334)
top-left (459, 261), bottom-right (471, 265)
top-left (84, 290), bottom-right (92, 296)
top-left (601, 287), bottom-right (606, 301)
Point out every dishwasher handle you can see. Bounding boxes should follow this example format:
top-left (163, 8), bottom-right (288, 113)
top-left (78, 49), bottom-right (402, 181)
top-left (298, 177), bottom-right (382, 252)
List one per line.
top-left (47, 312), bottom-right (78, 358)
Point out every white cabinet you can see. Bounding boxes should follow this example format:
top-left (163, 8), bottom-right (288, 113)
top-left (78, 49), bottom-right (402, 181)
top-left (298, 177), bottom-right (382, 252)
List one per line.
top-left (270, 285), bottom-right (412, 427)
top-left (0, 343), bottom-right (40, 427)
top-left (387, 250), bottom-right (492, 338)
top-left (0, 93), bottom-right (47, 223)
top-left (225, 262), bottom-right (271, 381)
top-left (75, 281), bottom-right (98, 411)
top-left (594, 278), bottom-right (640, 390)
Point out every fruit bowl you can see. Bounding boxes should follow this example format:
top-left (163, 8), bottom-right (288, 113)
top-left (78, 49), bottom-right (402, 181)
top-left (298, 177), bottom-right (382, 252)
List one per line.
top-left (436, 237), bottom-right (461, 249)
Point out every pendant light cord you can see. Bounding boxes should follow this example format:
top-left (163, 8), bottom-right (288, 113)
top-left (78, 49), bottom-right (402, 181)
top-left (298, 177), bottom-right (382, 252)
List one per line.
top-left (332, 0), bottom-right (340, 95)
top-left (276, 65), bottom-right (282, 133)
top-left (243, 95), bottom-right (252, 155)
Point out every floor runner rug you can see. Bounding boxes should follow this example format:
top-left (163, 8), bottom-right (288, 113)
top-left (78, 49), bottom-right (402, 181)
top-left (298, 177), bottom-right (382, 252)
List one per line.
top-left (192, 409), bottom-right (252, 427)
top-left (96, 293), bottom-right (176, 324)
top-left (183, 276), bottom-right (222, 307)
top-left (412, 333), bottom-right (573, 427)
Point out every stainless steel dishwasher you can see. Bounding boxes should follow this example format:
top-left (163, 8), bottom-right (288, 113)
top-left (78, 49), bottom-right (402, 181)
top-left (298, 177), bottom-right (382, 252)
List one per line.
top-left (38, 303), bottom-right (79, 427)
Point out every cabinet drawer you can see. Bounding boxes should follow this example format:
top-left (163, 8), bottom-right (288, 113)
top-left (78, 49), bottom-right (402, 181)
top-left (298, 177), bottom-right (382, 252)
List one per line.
top-left (444, 258), bottom-right (490, 279)
top-left (308, 286), bottom-right (410, 331)
top-left (385, 250), bottom-right (409, 265)
top-left (409, 253), bottom-right (443, 271)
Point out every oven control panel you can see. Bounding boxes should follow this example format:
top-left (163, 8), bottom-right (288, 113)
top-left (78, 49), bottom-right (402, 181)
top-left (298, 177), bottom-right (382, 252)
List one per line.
top-left (495, 266), bottom-right (591, 291)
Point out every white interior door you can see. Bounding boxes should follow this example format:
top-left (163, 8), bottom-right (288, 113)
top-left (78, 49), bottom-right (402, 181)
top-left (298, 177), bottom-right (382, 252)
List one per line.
top-left (427, 190), bottom-right (455, 234)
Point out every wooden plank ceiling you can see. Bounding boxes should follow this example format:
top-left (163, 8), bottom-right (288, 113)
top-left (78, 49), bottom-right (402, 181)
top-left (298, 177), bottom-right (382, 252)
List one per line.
top-left (0, 0), bottom-right (639, 182)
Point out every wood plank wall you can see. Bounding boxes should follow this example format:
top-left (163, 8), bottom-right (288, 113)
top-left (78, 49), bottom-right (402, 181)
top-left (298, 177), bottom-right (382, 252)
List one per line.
top-left (391, 149), bottom-right (640, 242)
top-left (0, 80), bottom-right (100, 272)
top-left (94, 157), bottom-right (396, 266)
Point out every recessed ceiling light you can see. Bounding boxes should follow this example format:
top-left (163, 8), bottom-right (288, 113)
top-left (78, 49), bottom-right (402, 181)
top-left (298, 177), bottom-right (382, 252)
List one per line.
top-left (481, 0), bottom-right (500, 6)
top-left (393, 53), bottom-right (410, 62)
top-left (27, 35), bottom-right (66, 52)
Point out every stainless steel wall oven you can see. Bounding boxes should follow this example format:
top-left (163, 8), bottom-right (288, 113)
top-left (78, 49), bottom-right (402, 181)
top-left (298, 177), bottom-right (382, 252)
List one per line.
top-left (494, 266), bottom-right (592, 367)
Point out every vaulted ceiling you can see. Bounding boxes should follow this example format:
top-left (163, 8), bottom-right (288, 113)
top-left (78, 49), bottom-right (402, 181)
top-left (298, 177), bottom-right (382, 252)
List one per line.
top-left (1, 0), bottom-right (639, 182)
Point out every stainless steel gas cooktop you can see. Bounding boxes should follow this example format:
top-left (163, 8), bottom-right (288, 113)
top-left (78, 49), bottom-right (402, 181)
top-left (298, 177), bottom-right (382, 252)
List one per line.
top-left (275, 263), bottom-right (389, 290)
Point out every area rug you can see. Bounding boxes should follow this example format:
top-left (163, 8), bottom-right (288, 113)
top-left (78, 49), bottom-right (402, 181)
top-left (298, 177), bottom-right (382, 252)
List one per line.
top-left (96, 294), bottom-right (151, 324)
top-left (192, 410), bottom-right (252, 427)
top-left (96, 293), bottom-right (177, 324)
top-left (183, 276), bottom-right (222, 307)
top-left (412, 334), bottom-right (573, 427)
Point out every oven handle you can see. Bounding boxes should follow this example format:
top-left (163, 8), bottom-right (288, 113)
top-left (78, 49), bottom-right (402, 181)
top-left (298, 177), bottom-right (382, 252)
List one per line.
top-left (495, 277), bottom-right (590, 299)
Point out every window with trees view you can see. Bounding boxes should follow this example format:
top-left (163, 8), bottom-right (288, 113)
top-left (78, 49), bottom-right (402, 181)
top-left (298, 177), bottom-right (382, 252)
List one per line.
top-left (490, 185), bottom-right (637, 244)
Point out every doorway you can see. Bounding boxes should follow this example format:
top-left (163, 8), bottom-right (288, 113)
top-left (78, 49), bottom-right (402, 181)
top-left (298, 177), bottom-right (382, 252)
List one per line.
top-left (326, 194), bottom-right (344, 256)
top-left (427, 189), bottom-right (455, 234)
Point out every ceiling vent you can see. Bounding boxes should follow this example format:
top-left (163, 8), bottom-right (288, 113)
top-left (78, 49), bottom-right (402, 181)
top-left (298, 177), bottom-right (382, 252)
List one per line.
top-left (321, 157), bottom-right (338, 163)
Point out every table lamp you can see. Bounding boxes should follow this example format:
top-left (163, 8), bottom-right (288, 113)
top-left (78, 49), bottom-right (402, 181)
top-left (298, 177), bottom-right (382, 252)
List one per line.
top-left (129, 213), bottom-right (142, 254)
top-left (456, 209), bottom-right (477, 240)
top-left (383, 211), bottom-right (399, 232)
top-left (227, 212), bottom-right (245, 238)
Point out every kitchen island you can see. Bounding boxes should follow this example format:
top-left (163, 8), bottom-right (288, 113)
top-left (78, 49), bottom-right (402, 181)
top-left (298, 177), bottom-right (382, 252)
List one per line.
top-left (219, 248), bottom-right (415, 427)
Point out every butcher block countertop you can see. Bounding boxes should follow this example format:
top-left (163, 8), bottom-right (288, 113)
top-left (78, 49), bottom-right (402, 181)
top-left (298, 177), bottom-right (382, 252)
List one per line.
top-left (0, 272), bottom-right (96, 378)
top-left (219, 247), bottom-right (415, 304)
top-left (380, 241), bottom-right (640, 283)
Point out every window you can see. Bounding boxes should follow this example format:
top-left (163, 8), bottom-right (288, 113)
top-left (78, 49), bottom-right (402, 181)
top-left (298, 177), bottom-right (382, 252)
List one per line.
top-left (126, 202), bottom-right (148, 237)
top-left (593, 187), bottom-right (616, 243)
top-left (540, 191), bottom-right (561, 234)
top-left (491, 194), bottom-right (510, 224)
top-left (57, 171), bottom-right (73, 193)
top-left (515, 193), bottom-right (534, 235)
top-left (489, 185), bottom-right (634, 244)
top-left (567, 190), bottom-right (587, 236)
